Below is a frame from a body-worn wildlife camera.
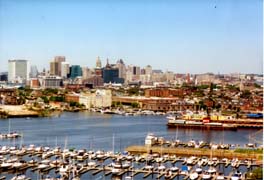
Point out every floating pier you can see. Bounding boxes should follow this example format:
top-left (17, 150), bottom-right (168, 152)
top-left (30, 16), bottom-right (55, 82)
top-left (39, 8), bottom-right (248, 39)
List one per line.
top-left (125, 145), bottom-right (263, 160)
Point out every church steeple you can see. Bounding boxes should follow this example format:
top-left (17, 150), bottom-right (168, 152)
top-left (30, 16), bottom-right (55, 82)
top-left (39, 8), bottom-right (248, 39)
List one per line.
top-left (105, 58), bottom-right (111, 68)
top-left (96, 56), bottom-right (102, 68)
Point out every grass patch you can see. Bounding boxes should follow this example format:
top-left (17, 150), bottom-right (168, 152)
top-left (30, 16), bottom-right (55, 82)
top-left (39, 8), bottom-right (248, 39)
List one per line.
top-left (234, 148), bottom-right (263, 154)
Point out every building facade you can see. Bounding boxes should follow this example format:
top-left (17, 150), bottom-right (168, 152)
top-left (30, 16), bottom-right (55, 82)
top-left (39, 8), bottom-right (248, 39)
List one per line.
top-left (8, 60), bottom-right (29, 83)
top-left (39, 76), bottom-right (63, 89)
top-left (69, 65), bottom-right (82, 79)
top-left (50, 56), bottom-right (65, 76)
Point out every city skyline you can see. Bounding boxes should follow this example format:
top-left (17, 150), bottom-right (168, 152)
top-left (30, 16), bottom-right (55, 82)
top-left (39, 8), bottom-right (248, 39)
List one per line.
top-left (0, 0), bottom-right (262, 74)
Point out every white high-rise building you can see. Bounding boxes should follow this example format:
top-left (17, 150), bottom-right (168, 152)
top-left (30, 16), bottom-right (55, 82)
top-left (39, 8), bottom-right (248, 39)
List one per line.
top-left (30, 65), bottom-right (38, 78)
top-left (145, 65), bottom-right (152, 75)
top-left (8, 60), bottom-right (29, 83)
top-left (61, 62), bottom-right (70, 78)
top-left (116, 59), bottom-right (126, 79)
top-left (82, 66), bottom-right (92, 80)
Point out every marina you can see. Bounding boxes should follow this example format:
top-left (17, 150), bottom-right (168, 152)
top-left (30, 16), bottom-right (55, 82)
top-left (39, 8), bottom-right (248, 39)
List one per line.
top-left (0, 145), bottom-right (261, 180)
top-left (0, 111), bottom-right (262, 179)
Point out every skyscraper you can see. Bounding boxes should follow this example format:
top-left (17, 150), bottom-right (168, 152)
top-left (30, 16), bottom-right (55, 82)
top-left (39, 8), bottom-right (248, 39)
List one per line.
top-left (8, 60), bottom-right (29, 83)
top-left (69, 65), bottom-right (82, 79)
top-left (30, 65), bottom-right (38, 78)
top-left (61, 62), bottom-right (70, 78)
top-left (116, 59), bottom-right (126, 79)
top-left (50, 56), bottom-right (65, 76)
top-left (102, 60), bottom-right (124, 84)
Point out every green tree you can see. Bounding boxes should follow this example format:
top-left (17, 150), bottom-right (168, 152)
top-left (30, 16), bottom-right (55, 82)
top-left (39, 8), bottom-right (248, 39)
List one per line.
top-left (41, 96), bottom-right (49, 103)
top-left (240, 90), bottom-right (251, 98)
top-left (131, 102), bottom-right (139, 108)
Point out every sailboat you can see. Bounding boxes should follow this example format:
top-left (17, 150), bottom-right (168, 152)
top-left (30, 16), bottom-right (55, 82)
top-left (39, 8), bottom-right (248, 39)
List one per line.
top-left (6, 119), bottom-right (21, 139)
top-left (207, 148), bottom-right (216, 175)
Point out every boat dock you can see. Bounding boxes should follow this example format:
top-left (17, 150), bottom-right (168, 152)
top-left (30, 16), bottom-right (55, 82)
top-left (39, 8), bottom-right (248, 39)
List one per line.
top-left (0, 144), bottom-right (262, 179)
top-left (125, 145), bottom-right (263, 160)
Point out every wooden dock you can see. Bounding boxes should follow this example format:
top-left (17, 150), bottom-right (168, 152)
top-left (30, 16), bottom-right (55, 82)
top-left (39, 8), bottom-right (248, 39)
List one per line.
top-left (125, 145), bottom-right (263, 160)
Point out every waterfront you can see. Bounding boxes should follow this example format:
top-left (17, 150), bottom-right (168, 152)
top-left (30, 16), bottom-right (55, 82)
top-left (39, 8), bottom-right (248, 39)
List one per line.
top-left (0, 111), bottom-right (262, 151)
top-left (0, 111), bottom-right (262, 179)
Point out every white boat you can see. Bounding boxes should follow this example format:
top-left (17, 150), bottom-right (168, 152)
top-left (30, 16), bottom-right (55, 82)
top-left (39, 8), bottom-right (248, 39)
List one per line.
top-left (144, 165), bottom-right (154, 170)
top-left (1, 162), bottom-right (12, 168)
top-left (202, 172), bottom-right (211, 179)
top-left (38, 164), bottom-right (49, 170)
top-left (189, 172), bottom-right (199, 180)
top-left (122, 161), bottom-right (131, 169)
top-left (170, 166), bottom-right (179, 172)
top-left (112, 167), bottom-right (122, 175)
top-left (87, 161), bottom-right (96, 167)
top-left (111, 161), bottom-right (122, 168)
top-left (10, 174), bottom-right (27, 180)
top-left (125, 176), bottom-right (133, 180)
top-left (207, 166), bottom-right (216, 174)
top-left (197, 160), bottom-right (203, 167)
top-left (155, 157), bottom-right (163, 163)
top-left (145, 133), bottom-right (157, 146)
top-left (230, 171), bottom-right (242, 180)
top-left (12, 161), bottom-right (24, 169)
top-left (216, 174), bottom-right (225, 180)
top-left (50, 159), bottom-right (62, 167)
top-left (195, 167), bottom-right (203, 173)
top-left (59, 164), bottom-right (70, 174)
top-left (157, 164), bottom-right (166, 171)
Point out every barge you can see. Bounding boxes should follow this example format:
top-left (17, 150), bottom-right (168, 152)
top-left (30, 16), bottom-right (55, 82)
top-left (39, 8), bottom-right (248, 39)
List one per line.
top-left (167, 119), bottom-right (238, 130)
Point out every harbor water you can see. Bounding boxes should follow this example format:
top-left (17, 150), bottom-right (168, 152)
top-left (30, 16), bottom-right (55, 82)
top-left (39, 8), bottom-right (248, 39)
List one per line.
top-left (0, 111), bottom-right (262, 179)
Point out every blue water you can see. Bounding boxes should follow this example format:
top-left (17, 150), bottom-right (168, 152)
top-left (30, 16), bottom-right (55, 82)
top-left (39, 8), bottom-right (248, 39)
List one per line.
top-left (0, 112), bottom-right (262, 179)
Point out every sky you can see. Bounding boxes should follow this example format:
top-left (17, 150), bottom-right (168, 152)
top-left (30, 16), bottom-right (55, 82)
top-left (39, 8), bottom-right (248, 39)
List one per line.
top-left (0, 0), bottom-right (263, 74)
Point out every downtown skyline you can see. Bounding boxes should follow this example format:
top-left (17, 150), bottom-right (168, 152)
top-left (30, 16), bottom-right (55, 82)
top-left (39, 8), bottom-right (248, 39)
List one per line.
top-left (0, 0), bottom-right (263, 74)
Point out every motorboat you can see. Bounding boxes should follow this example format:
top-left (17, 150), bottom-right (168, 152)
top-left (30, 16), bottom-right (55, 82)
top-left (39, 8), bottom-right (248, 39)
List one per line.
top-left (144, 165), bottom-right (154, 171)
top-left (195, 167), bottom-right (203, 174)
top-left (87, 161), bottom-right (96, 167)
top-left (112, 167), bottom-right (122, 175)
top-left (202, 171), bottom-right (211, 180)
top-left (1, 162), bottom-right (12, 169)
top-left (10, 174), bottom-right (28, 180)
top-left (157, 164), bottom-right (166, 171)
top-left (231, 170), bottom-right (242, 180)
top-left (145, 133), bottom-right (157, 146)
top-left (207, 166), bottom-right (216, 174)
top-left (189, 172), bottom-right (199, 180)
top-left (216, 173), bottom-right (225, 180)
top-left (170, 166), bottom-right (179, 172)
top-left (37, 163), bottom-right (49, 170)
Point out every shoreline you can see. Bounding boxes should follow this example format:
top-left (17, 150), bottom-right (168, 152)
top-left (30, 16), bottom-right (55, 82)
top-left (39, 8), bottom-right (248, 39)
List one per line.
top-left (0, 105), bottom-right (263, 129)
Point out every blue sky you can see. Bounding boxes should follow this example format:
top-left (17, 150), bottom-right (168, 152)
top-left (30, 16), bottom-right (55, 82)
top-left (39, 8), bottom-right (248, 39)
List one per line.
top-left (0, 0), bottom-right (262, 74)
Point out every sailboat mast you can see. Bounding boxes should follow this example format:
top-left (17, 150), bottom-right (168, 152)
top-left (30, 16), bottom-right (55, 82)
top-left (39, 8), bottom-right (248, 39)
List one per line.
top-left (112, 133), bottom-right (115, 154)
top-left (8, 119), bottom-right (10, 134)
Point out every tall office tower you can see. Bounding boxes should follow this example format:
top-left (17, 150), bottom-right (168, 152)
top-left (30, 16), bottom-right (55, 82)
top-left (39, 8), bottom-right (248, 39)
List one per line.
top-left (145, 65), bottom-right (152, 75)
top-left (116, 59), bottom-right (126, 79)
top-left (61, 62), bottom-right (70, 78)
top-left (50, 56), bottom-right (65, 76)
top-left (102, 59), bottom-right (124, 84)
top-left (69, 65), bottom-right (82, 79)
top-left (30, 65), bottom-right (39, 78)
top-left (82, 67), bottom-right (92, 80)
top-left (8, 59), bottom-right (29, 83)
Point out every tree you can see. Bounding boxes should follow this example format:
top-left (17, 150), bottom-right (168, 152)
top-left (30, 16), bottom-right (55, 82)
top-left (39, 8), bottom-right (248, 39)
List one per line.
top-left (240, 90), bottom-right (251, 99)
top-left (41, 96), bottom-right (49, 103)
top-left (127, 87), bottom-right (139, 95)
top-left (131, 102), bottom-right (139, 108)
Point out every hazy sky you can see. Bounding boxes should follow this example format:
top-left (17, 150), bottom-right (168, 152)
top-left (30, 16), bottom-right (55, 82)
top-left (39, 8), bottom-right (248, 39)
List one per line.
top-left (0, 0), bottom-right (262, 74)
